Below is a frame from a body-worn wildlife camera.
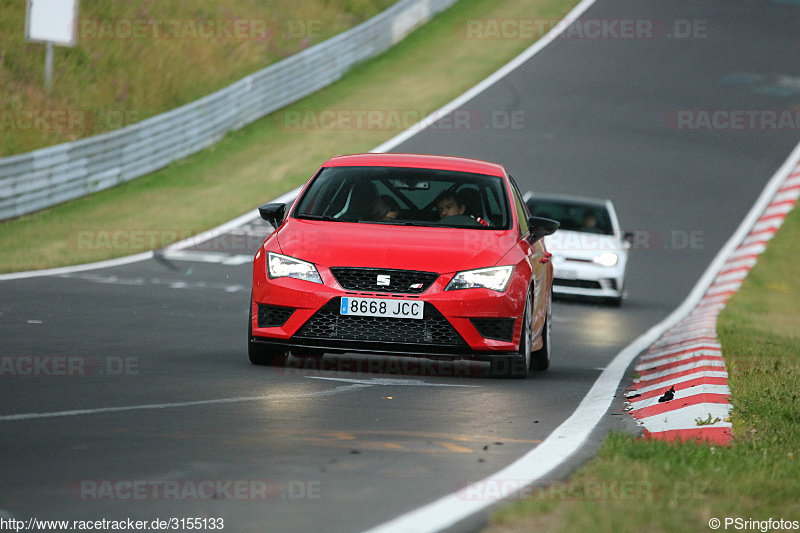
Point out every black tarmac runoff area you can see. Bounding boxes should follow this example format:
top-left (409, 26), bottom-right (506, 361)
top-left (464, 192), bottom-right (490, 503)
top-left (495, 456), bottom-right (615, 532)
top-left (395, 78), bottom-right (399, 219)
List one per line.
top-left (2, 1), bottom-right (800, 531)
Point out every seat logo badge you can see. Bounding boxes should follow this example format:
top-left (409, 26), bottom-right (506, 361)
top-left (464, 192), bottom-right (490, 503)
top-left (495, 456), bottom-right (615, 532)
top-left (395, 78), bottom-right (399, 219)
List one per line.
top-left (377, 275), bottom-right (391, 287)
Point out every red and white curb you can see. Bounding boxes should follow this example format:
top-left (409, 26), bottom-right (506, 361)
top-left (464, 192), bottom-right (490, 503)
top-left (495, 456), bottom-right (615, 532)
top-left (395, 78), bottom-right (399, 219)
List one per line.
top-left (625, 161), bottom-right (800, 445)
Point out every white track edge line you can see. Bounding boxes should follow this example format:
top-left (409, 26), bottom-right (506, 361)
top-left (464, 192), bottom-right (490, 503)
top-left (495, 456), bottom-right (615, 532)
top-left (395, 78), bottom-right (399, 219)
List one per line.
top-left (163, 187), bottom-right (303, 252)
top-left (0, 188), bottom-right (303, 281)
top-left (0, 251), bottom-right (155, 281)
top-left (0, 384), bottom-right (372, 423)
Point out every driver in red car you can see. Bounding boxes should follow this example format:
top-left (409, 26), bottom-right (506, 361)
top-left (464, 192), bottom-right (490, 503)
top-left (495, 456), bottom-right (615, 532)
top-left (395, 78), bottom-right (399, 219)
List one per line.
top-left (436, 192), bottom-right (466, 219)
top-left (436, 191), bottom-right (490, 226)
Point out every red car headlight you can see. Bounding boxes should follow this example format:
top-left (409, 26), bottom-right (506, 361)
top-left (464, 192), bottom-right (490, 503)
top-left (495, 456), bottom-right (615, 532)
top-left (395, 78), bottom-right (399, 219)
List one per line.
top-left (267, 252), bottom-right (323, 284)
top-left (445, 265), bottom-right (514, 292)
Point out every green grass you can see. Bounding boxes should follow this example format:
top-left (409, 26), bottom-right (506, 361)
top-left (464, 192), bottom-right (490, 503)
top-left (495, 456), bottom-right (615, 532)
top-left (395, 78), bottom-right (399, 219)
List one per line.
top-left (489, 205), bottom-right (800, 533)
top-left (0, 0), bottom-right (398, 157)
top-left (0, 0), bottom-right (578, 273)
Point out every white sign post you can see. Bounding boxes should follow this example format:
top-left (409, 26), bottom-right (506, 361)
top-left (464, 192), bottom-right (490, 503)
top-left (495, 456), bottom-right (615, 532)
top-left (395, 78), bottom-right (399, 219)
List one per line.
top-left (25, 0), bottom-right (79, 93)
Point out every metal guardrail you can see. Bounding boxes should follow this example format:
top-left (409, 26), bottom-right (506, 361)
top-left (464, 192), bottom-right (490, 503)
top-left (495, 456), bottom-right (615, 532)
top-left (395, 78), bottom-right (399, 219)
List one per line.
top-left (0, 0), bottom-right (458, 221)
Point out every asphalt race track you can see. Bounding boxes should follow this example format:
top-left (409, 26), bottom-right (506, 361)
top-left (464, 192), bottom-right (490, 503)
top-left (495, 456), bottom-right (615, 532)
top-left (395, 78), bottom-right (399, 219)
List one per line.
top-left (2, 1), bottom-right (800, 531)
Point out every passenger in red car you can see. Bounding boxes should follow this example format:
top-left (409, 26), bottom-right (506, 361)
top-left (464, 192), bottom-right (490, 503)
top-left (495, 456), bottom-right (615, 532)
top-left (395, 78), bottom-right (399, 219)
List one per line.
top-left (370, 195), bottom-right (401, 221)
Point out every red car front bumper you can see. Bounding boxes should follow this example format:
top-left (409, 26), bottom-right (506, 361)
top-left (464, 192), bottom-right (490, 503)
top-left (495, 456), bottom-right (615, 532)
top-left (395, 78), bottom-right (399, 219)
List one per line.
top-left (250, 251), bottom-right (529, 359)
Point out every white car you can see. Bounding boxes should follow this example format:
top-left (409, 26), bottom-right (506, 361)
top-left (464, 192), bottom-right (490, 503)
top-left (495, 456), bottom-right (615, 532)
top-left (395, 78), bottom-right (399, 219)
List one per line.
top-left (524, 193), bottom-right (631, 306)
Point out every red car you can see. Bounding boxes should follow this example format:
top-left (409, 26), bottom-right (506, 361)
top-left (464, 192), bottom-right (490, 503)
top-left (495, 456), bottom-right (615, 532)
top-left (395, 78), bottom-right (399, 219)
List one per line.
top-left (249, 153), bottom-right (558, 377)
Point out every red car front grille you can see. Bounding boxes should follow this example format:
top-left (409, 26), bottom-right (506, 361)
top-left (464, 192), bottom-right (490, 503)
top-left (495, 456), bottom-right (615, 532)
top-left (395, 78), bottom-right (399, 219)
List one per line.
top-left (293, 298), bottom-right (465, 347)
top-left (330, 268), bottom-right (439, 294)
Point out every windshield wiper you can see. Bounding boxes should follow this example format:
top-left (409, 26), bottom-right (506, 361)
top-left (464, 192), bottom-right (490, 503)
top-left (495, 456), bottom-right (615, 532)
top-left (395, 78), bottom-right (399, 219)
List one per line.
top-left (295, 213), bottom-right (336, 221)
top-left (358, 219), bottom-right (425, 226)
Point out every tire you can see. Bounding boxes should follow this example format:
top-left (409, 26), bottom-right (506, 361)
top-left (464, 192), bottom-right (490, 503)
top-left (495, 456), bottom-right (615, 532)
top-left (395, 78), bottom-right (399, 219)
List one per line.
top-left (248, 302), bottom-right (285, 366)
top-left (533, 290), bottom-right (552, 371)
top-left (489, 289), bottom-right (533, 378)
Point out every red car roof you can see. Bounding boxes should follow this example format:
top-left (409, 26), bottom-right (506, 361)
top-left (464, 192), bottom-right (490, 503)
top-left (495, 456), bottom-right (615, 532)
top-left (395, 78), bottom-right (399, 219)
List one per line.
top-left (323, 153), bottom-right (507, 177)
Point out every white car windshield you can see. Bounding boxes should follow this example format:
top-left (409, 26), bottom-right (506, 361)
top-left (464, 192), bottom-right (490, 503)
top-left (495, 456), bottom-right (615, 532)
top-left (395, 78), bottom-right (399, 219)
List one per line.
top-left (527, 200), bottom-right (613, 235)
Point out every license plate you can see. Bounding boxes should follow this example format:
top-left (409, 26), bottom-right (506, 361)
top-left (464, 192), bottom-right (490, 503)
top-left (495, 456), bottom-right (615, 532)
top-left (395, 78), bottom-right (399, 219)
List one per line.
top-left (340, 297), bottom-right (424, 320)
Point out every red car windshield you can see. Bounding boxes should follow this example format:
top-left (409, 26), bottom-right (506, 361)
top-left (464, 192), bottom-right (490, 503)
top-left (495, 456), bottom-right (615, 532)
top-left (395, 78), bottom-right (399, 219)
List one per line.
top-left (292, 166), bottom-right (511, 229)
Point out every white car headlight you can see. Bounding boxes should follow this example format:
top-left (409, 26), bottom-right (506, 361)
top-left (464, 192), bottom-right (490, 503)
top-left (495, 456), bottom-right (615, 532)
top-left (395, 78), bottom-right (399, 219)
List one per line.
top-left (593, 252), bottom-right (618, 267)
top-left (267, 252), bottom-right (322, 284)
top-left (445, 266), bottom-right (514, 292)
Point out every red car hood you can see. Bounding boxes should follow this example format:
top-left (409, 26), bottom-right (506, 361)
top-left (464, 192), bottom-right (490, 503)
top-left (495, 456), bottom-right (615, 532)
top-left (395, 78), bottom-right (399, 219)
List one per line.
top-left (276, 219), bottom-right (516, 273)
